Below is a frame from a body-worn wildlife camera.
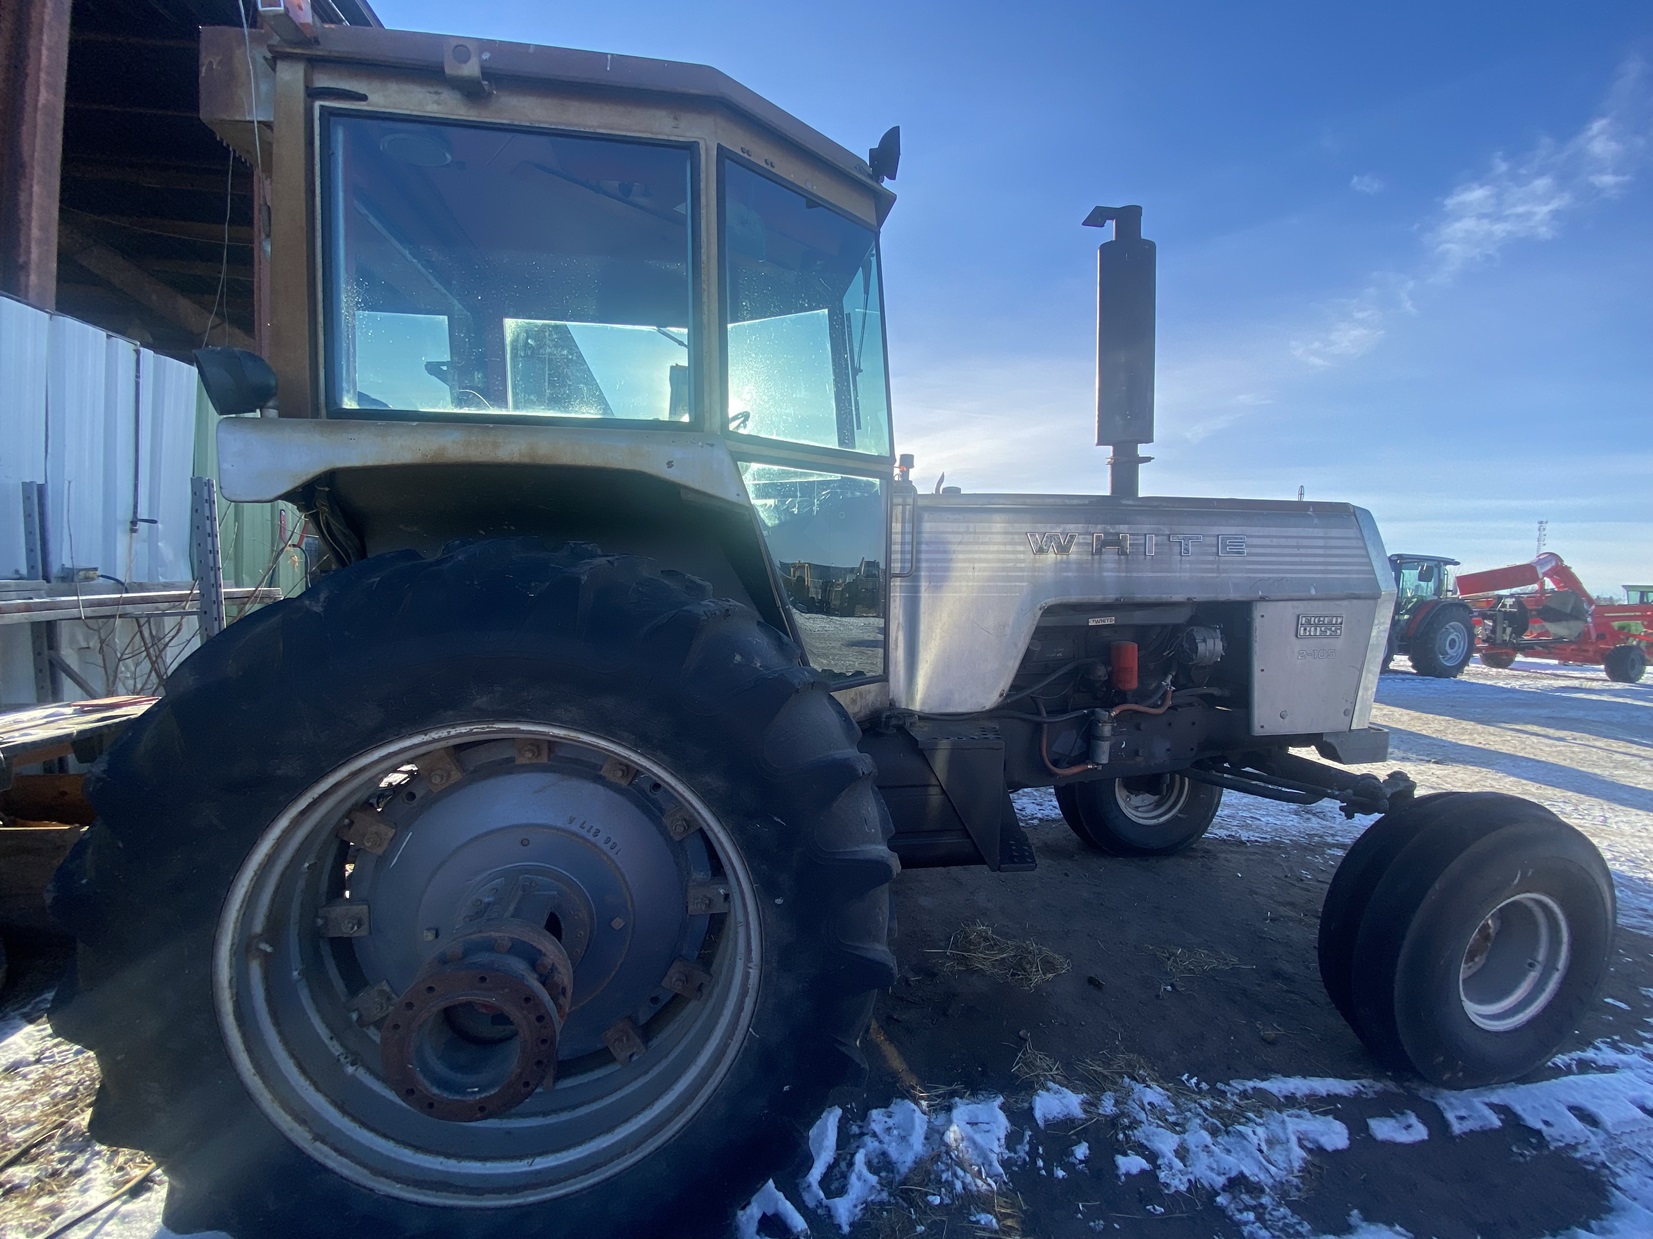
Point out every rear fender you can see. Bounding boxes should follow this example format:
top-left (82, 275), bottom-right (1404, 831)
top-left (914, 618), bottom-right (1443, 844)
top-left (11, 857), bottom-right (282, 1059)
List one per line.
top-left (317, 462), bottom-right (795, 640)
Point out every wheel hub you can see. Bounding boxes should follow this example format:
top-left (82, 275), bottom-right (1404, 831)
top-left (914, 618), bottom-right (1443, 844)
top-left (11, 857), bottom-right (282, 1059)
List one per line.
top-left (1115, 774), bottom-right (1191, 826)
top-left (381, 924), bottom-right (574, 1123)
top-left (1459, 893), bottom-right (1572, 1032)
top-left (1438, 623), bottom-right (1468, 662)
top-left (214, 723), bottom-right (761, 1205)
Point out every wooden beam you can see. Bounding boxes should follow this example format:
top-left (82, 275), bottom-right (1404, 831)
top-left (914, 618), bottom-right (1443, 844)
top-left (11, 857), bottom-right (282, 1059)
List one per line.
top-left (58, 223), bottom-right (255, 351)
top-left (62, 159), bottom-right (243, 195)
top-left (68, 214), bottom-right (254, 245)
top-left (139, 257), bottom-right (256, 281)
top-left (0, 0), bottom-right (71, 309)
top-left (65, 101), bottom-right (199, 120)
top-left (68, 32), bottom-right (197, 50)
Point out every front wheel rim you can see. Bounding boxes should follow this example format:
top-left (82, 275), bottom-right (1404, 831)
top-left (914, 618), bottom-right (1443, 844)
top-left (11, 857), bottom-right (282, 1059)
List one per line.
top-left (1458, 892), bottom-right (1571, 1032)
top-left (213, 722), bottom-right (761, 1207)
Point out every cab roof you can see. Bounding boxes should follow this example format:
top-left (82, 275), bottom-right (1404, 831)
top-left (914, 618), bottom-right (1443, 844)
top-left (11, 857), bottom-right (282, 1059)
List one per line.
top-left (272, 23), bottom-right (897, 220)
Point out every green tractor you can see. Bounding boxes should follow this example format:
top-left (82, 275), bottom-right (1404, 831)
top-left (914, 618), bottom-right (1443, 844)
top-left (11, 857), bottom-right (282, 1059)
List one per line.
top-left (1384, 554), bottom-right (1477, 678)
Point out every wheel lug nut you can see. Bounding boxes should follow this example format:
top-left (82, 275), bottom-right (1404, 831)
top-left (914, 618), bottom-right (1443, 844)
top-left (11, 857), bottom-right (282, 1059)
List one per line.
top-left (494, 935), bottom-right (512, 954)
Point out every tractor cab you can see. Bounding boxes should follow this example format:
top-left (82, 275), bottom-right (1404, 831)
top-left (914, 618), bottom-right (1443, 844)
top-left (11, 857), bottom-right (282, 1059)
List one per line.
top-left (1390, 554), bottom-right (1459, 604)
top-left (198, 24), bottom-right (900, 686)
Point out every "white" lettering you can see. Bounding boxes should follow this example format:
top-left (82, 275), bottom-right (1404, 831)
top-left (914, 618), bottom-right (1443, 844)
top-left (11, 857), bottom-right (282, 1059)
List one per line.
top-left (1026, 532), bottom-right (1077, 555)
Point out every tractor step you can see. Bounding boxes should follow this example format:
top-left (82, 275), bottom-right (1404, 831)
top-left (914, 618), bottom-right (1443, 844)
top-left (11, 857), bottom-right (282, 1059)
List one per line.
top-left (997, 804), bottom-right (1038, 872)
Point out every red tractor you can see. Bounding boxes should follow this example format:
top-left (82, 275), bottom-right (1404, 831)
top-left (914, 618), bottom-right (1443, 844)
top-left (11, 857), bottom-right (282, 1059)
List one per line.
top-left (1461, 553), bottom-right (1652, 683)
top-left (1383, 554), bottom-right (1477, 677)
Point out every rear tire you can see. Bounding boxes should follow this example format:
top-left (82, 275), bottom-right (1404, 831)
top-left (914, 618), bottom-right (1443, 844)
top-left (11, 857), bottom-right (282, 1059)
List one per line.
top-left (1331, 793), bottom-right (1613, 1086)
top-left (49, 541), bottom-right (897, 1239)
top-left (1410, 609), bottom-right (1474, 678)
top-left (1479, 648), bottom-right (1517, 670)
top-left (1054, 774), bottom-right (1220, 857)
top-left (1604, 644), bottom-right (1647, 683)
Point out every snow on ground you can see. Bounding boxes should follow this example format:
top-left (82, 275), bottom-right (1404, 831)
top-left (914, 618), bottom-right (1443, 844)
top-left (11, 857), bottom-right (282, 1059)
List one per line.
top-left (742, 1030), bottom-right (1653, 1239)
top-left (1374, 660), bottom-right (1653, 934)
top-left (0, 1002), bottom-right (168, 1239)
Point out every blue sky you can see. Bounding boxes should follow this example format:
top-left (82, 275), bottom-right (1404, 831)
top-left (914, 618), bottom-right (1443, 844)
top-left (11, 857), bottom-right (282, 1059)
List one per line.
top-left (375, 1), bottom-right (1652, 593)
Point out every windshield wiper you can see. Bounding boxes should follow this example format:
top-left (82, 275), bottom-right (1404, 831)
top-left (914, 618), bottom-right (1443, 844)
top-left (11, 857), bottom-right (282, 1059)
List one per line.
top-left (655, 327), bottom-right (688, 349)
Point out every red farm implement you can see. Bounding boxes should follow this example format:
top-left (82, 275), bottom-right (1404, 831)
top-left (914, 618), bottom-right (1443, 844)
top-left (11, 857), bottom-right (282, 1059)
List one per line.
top-left (1459, 553), bottom-right (1653, 683)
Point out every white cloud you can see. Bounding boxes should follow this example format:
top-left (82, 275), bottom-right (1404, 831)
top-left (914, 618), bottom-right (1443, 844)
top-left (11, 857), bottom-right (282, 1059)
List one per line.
top-left (1349, 174), bottom-right (1385, 195)
top-left (1295, 59), bottom-right (1647, 370)
top-left (1288, 274), bottom-right (1414, 369)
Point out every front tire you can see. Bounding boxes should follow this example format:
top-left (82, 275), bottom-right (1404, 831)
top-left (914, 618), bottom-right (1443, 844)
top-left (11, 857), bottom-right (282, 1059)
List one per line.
top-left (49, 541), bottom-right (896, 1239)
top-left (1604, 644), bottom-right (1647, 683)
top-left (1410, 609), bottom-right (1474, 678)
top-left (1054, 774), bottom-right (1221, 857)
top-left (1325, 793), bottom-right (1613, 1087)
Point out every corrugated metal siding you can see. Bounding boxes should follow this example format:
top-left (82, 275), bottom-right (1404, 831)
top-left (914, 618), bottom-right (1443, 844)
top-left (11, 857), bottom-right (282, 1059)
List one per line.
top-left (3, 295), bottom-right (206, 587)
top-left (138, 350), bottom-right (201, 583)
top-left (44, 314), bottom-right (110, 581)
top-left (0, 298), bottom-right (49, 579)
top-left (0, 295), bottom-right (300, 705)
top-left (100, 334), bottom-right (139, 582)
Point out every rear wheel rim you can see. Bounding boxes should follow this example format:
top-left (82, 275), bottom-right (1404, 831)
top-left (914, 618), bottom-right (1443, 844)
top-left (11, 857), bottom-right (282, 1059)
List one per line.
top-left (1437, 622), bottom-right (1469, 664)
top-left (1113, 775), bottom-right (1193, 826)
top-left (213, 722), bottom-right (760, 1207)
top-left (1458, 892), bottom-right (1571, 1032)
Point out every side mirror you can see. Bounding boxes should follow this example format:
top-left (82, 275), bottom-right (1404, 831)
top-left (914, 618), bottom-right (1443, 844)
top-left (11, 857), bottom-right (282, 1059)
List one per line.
top-left (193, 347), bottom-right (278, 416)
top-left (868, 126), bottom-right (901, 184)
top-left (1419, 563), bottom-right (1437, 583)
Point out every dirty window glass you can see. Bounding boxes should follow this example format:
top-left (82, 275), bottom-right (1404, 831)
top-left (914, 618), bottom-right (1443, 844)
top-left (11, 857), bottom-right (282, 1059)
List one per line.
top-left (326, 115), bottom-right (693, 421)
top-left (722, 161), bottom-right (892, 456)
top-left (740, 463), bottom-right (886, 680)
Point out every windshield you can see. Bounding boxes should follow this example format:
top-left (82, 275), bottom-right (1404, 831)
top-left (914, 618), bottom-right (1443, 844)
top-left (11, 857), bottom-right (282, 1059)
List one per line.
top-left (722, 159), bottom-right (892, 456)
top-left (324, 115), bottom-right (694, 421)
top-left (1395, 560), bottom-right (1450, 601)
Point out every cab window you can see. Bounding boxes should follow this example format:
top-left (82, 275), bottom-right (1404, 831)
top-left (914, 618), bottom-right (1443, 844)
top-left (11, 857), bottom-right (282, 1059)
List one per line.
top-left (721, 160), bottom-right (892, 456)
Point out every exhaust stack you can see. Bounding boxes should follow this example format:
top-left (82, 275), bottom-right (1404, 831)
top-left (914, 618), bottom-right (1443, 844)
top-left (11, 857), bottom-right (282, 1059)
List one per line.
top-left (1083, 205), bottom-right (1156, 498)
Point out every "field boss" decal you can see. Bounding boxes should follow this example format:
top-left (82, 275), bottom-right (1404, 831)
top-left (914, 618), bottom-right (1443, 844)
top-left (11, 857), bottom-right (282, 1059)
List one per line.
top-left (1296, 614), bottom-right (1345, 639)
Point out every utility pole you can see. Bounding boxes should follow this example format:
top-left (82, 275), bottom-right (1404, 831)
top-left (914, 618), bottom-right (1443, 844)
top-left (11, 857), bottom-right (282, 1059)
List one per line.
top-left (1537, 520), bottom-right (1548, 557)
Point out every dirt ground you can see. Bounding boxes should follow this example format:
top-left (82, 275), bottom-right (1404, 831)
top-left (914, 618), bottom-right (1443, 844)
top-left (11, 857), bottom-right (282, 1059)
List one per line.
top-left (2, 657), bottom-right (1651, 1239)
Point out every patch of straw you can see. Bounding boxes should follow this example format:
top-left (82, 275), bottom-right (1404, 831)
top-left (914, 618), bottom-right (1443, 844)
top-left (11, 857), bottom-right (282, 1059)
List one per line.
top-left (1145, 944), bottom-right (1244, 979)
top-left (1010, 1041), bottom-right (1067, 1088)
top-left (939, 921), bottom-right (1070, 990)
